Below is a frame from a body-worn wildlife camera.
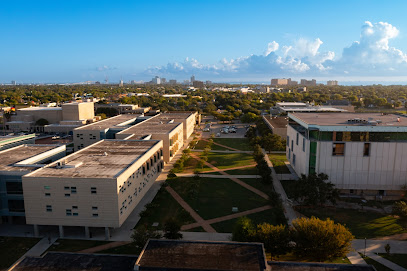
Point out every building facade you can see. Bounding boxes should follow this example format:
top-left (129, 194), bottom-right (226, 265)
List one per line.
top-left (286, 112), bottom-right (407, 199)
top-left (22, 140), bottom-right (163, 238)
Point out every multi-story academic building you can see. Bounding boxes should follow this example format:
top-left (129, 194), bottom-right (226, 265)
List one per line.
top-left (287, 112), bottom-right (407, 199)
top-left (22, 139), bottom-right (163, 238)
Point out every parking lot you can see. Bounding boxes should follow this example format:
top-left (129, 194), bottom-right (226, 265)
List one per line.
top-left (200, 116), bottom-right (247, 139)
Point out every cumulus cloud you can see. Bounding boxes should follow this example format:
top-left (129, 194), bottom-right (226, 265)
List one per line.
top-left (95, 65), bottom-right (117, 72)
top-left (141, 21), bottom-right (407, 80)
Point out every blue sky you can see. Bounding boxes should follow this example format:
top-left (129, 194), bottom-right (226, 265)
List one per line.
top-left (2, 0), bottom-right (407, 84)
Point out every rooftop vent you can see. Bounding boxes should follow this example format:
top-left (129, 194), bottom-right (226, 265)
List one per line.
top-left (168, 119), bottom-right (175, 124)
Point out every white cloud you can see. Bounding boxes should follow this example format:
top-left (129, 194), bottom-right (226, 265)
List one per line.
top-left (141, 21), bottom-right (407, 80)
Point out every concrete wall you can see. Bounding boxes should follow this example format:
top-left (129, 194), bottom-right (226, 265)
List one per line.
top-left (286, 125), bottom-right (309, 176)
top-left (73, 129), bottom-right (102, 151)
top-left (62, 102), bottom-right (95, 121)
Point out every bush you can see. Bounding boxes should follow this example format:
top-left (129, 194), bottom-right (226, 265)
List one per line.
top-left (232, 217), bottom-right (255, 242)
top-left (392, 201), bottom-right (407, 217)
top-left (131, 225), bottom-right (162, 251)
top-left (290, 217), bottom-right (354, 261)
top-left (163, 218), bottom-right (183, 239)
top-left (254, 223), bottom-right (291, 260)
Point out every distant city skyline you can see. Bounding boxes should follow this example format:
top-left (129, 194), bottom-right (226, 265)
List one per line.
top-left (3, 0), bottom-right (407, 84)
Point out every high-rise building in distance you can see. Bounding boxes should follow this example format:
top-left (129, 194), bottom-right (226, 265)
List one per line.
top-left (327, 80), bottom-right (339, 86)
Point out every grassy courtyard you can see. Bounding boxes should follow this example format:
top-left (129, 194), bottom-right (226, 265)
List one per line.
top-left (168, 177), bottom-right (268, 220)
top-left (135, 187), bottom-right (195, 230)
top-left (212, 138), bottom-right (252, 151)
top-left (360, 254), bottom-right (393, 271)
top-left (223, 166), bottom-right (258, 175)
top-left (0, 236), bottom-right (40, 269)
top-left (206, 152), bottom-right (255, 169)
top-left (379, 253), bottom-right (407, 269)
top-left (211, 208), bottom-right (286, 233)
top-left (268, 153), bottom-right (291, 174)
top-left (297, 207), bottom-right (407, 239)
top-left (47, 239), bottom-right (111, 252)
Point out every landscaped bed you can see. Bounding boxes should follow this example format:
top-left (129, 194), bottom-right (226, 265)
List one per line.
top-left (168, 177), bottom-right (268, 220)
top-left (296, 207), bottom-right (407, 239)
top-left (268, 153), bottom-right (291, 174)
top-left (0, 236), bottom-right (40, 270)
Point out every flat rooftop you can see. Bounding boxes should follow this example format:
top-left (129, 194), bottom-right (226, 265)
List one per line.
top-left (263, 116), bottom-right (288, 128)
top-left (28, 140), bottom-right (160, 179)
top-left (269, 262), bottom-right (376, 271)
top-left (136, 240), bottom-right (266, 271)
top-left (122, 122), bottom-right (181, 136)
top-left (290, 112), bottom-right (407, 127)
top-left (18, 107), bottom-right (62, 111)
top-left (13, 252), bottom-right (137, 271)
top-left (75, 114), bottom-right (139, 131)
top-left (0, 145), bottom-right (60, 172)
top-left (281, 106), bottom-right (346, 112)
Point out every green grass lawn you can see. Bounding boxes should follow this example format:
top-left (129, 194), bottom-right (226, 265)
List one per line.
top-left (297, 207), bottom-right (407, 239)
top-left (0, 236), bottom-right (40, 269)
top-left (211, 208), bottom-right (287, 233)
top-left (223, 166), bottom-right (258, 175)
top-left (184, 226), bottom-right (205, 232)
top-left (135, 187), bottom-right (195, 230)
top-left (97, 243), bottom-right (140, 255)
top-left (194, 140), bottom-right (208, 150)
top-left (360, 253), bottom-right (393, 271)
top-left (240, 178), bottom-right (277, 198)
top-left (212, 138), bottom-right (252, 151)
top-left (47, 239), bottom-right (111, 252)
top-left (274, 253), bottom-right (351, 264)
top-left (280, 180), bottom-right (297, 199)
top-left (268, 153), bottom-right (291, 174)
top-left (207, 152), bottom-right (255, 169)
top-left (379, 253), bottom-right (407, 268)
top-left (168, 177), bottom-right (268, 220)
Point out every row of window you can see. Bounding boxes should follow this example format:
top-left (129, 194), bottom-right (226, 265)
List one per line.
top-left (332, 142), bottom-right (370, 156)
top-left (44, 186), bottom-right (97, 194)
top-left (46, 205), bottom-right (99, 217)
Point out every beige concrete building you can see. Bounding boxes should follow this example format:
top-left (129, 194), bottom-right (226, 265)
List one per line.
top-left (116, 120), bottom-right (183, 163)
top-left (22, 139), bottom-right (163, 238)
top-left (7, 102), bottom-right (96, 134)
top-left (0, 144), bottom-right (66, 224)
top-left (73, 114), bottom-right (141, 151)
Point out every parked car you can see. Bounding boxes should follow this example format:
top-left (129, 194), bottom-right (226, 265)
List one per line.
top-left (216, 133), bottom-right (221, 137)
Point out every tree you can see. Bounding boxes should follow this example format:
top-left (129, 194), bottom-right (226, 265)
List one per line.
top-left (392, 201), bottom-right (407, 217)
top-left (163, 218), bottom-right (183, 239)
top-left (240, 112), bottom-right (259, 123)
top-left (262, 134), bottom-right (284, 153)
top-left (290, 217), bottom-right (354, 261)
top-left (292, 173), bottom-right (339, 206)
top-left (131, 225), bottom-right (162, 251)
top-left (254, 224), bottom-right (291, 260)
top-left (232, 217), bottom-right (255, 242)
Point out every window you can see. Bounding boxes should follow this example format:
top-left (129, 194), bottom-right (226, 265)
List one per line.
top-left (160, 149), bottom-right (163, 157)
top-left (293, 154), bottom-right (296, 166)
top-left (65, 193), bottom-right (70, 197)
top-left (291, 140), bottom-right (294, 151)
top-left (72, 206), bottom-right (78, 209)
top-left (73, 213), bottom-right (78, 216)
top-left (286, 136), bottom-right (289, 146)
top-left (45, 193), bottom-right (51, 197)
top-left (147, 162), bottom-right (150, 170)
top-left (350, 189), bottom-right (354, 194)
top-left (92, 206), bottom-right (98, 210)
top-left (332, 143), bottom-right (345, 156)
top-left (363, 143), bottom-right (370, 156)
top-left (71, 187), bottom-right (77, 194)
top-left (288, 149), bottom-right (291, 159)
top-left (142, 166), bottom-right (146, 175)
top-left (302, 138), bottom-right (305, 152)
top-left (91, 187), bottom-right (97, 194)
top-left (296, 133), bottom-right (299, 145)
top-left (150, 158), bottom-right (153, 165)
top-left (92, 213), bottom-right (99, 217)
top-left (64, 186), bottom-right (69, 190)
top-left (154, 155), bottom-right (157, 163)
top-left (66, 209), bottom-right (72, 216)
top-left (44, 186), bottom-right (50, 190)
top-left (46, 205), bottom-right (52, 212)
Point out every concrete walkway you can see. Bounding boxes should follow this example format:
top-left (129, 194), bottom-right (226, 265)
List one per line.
top-left (184, 163), bottom-right (257, 174)
top-left (181, 205), bottom-right (272, 231)
top-left (190, 153), bottom-right (269, 199)
top-left (192, 149), bottom-right (253, 154)
top-left (176, 173), bottom-right (261, 179)
top-left (346, 251), bottom-right (367, 265)
top-left (263, 151), bottom-right (298, 226)
top-left (79, 241), bottom-right (131, 253)
top-left (166, 186), bottom-right (216, 233)
top-left (366, 252), bottom-right (407, 271)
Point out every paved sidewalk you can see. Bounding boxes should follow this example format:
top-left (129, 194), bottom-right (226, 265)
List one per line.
top-left (192, 149), bottom-right (253, 154)
top-left (367, 252), bottom-right (407, 271)
top-left (347, 251), bottom-right (367, 265)
top-left (176, 173), bottom-right (261, 179)
top-left (79, 241), bottom-right (131, 253)
top-left (190, 153), bottom-right (269, 199)
top-left (181, 205), bottom-right (272, 231)
top-left (263, 151), bottom-right (298, 226)
top-left (166, 186), bottom-right (216, 233)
